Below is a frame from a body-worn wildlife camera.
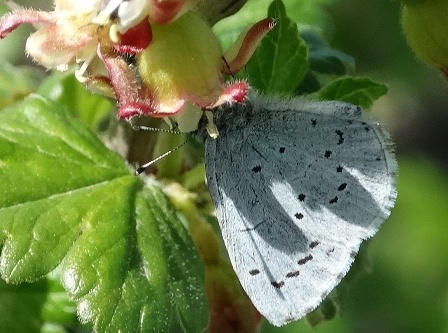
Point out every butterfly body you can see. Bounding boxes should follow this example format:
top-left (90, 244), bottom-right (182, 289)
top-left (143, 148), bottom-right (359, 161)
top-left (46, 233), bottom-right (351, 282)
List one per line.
top-left (200, 94), bottom-right (396, 326)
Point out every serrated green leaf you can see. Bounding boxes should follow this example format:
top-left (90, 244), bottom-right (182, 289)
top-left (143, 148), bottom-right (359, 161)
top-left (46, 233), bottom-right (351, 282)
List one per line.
top-left (246, 0), bottom-right (308, 94)
top-left (37, 71), bottom-right (114, 131)
top-left (315, 76), bottom-right (388, 109)
top-left (0, 95), bottom-right (207, 332)
top-left (0, 97), bottom-right (130, 210)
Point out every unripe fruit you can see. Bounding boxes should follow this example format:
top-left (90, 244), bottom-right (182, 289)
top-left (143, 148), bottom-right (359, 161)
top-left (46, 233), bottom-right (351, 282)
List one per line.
top-left (401, 0), bottom-right (448, 76)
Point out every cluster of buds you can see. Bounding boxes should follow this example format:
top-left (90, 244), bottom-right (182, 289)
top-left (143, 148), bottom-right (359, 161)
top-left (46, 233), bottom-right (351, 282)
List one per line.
top-left (401, 0), bottom-right (448, 78)
top-left (0, 0), bottom-right (275, 132)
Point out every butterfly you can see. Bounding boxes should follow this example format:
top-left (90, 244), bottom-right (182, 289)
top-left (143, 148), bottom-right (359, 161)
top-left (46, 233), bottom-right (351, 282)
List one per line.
top-left (198, 93), bottom-right (397, 326)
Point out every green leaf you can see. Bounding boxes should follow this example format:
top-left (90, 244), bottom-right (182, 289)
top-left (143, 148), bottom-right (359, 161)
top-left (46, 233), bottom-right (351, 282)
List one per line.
top-left (0, 60), bottom-right (42, 109)
top-left (246, 0), bottom-right (308, 95)
top-left (0, 268), bottom-right (76, 333)
top-left (0, 278), bottom-right (47, 333)
top-left (301, 29), bottom-right (355, 75)
top-left (314, 76), bottom-right (388, 109)
top-left (37, 71), bottom-right (114, 131)
top-left (401, 0), bottom-right (428, 5)
top-left (295, 70), bottom-right (321, 94)
top-left (304, 293), bottom-right (338, 327)
top-left (41, 270), bottom-right (78, 327)
top-left (0, 95), bottom-right (207, 332)
top-left (214, 0), bottom-right (339, 46)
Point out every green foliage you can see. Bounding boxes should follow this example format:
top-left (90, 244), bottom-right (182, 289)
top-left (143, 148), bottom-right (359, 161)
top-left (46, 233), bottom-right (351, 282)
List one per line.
top-left (301, 28), bottom-right (354, 75)
top-left (315, 76), bottom-right (388, 109)
top-left (0, 272), bottom-right (77, 333)
top-left (0, 0), bottom-right (395, 332)
top-left (0, 96), bottom-right (207, 332)
top-left (37, 71), bottom-right (114, 131)
top-left (246, 0), bottom-right (308, 94)
top-left (214, 0), bottom-right (340, 45)
top-left (0, 60), bottom-right (42, 109)
top-left (296, 28), bottom-right (355, 94)
top-left (401, 0), bottom-right (430, 5)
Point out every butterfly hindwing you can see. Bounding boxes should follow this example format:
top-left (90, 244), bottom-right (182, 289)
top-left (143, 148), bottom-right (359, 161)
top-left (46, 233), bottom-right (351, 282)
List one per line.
top-left (204, 96), bottom-right (396, 326)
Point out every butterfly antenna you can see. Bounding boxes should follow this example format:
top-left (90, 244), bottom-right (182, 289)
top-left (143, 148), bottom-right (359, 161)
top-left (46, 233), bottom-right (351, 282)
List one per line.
top-left (130, 123), bottom-right (183, 135)
top-left (135, 139), bottom-right (188, 175)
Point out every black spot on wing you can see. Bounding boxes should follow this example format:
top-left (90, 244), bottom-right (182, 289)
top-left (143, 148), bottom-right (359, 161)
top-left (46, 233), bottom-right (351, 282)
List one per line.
top-left (294, 213), bottom-right (304, 220)
top-left (311, 119), bottom-right (317, 127)
top-left (249, 269), bottom-right (260, 276)
top-left (309, 241), bottom-right (320, 249)
top-left (298, 194), bottom-right (306, 202)
top-left (329, 196), bottom-right (338, 204)
top-left (324, 150), bottom-right (332, 158)
top-left (286, 271), bottom-right (300, 278)
top-left (298, 254), bottom-right (313, 265)
top-left (338, 183), bottom-right (347, 191)
top-left (335, 130), bottom-right (344, 145)
top-left (252, 165), bottom-right (262, 173)
top-left (271, 281), bottom-right (285, 289)
top-left (279, 147), bottom-right (285, 153)
top-left (364, 125), bottom-right (370, 132)
top-left (336, 165), bottom-right (343, 173)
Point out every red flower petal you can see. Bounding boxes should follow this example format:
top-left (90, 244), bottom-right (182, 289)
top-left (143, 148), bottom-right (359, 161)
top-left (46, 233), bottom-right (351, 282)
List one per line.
top-left (114, 18), bottom-right (153, 54)
top-left (0, 9), bottom-right (54, 38)
top-left (207, 81), bottom-right (249, 109)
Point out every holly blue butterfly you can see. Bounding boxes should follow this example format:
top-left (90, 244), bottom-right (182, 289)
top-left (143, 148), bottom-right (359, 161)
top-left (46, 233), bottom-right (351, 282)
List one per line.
top-left (198, 93), bottom-right (397, 327)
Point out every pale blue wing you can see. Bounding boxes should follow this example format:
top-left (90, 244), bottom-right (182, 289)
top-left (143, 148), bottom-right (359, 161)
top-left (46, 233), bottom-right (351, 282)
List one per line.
top-left (204, 96), bottom-right (396, 327)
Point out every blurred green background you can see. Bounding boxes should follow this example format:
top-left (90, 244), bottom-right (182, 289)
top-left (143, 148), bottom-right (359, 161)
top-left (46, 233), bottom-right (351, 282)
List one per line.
top-left (1, 0), bottom-right (448, 332)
